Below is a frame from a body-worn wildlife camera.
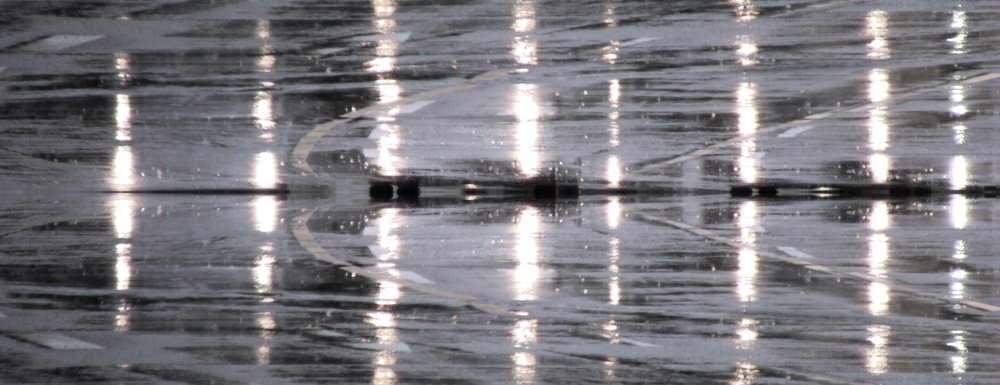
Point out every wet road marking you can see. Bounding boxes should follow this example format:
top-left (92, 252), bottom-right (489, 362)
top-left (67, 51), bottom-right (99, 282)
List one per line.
top-left (20, 35), bottom-right (104, 52)
top-left (20, 333), bottom-right (103, 350)
top-left (960, 72), bottom-right (1000, 85)
top-left (617, 37), bottom-right (657, 48)
top-left (400, 271), bottom-right (435, 285)
top-left (777, 125), bottom-right (815, 138)
top-left (292, 209), bottom-right (516, 317)
top-left (310, 47), bottom-right (349, 58)
top-left (633, 212), bottom-right (1000, 313)
top-left (292, 67), bottom-right (513, 176)
top-left (399, 100), bottom-right (435, 114)
top-left (350, 31), bottom-right (411, 43)
top-left (777, 246), bottom-right (815, 259)
top-left (617, 337), bottom-right (657, 347)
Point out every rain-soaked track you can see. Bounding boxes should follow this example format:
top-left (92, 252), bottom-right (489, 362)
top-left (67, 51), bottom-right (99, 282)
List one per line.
top-left (2, 1), bottom-right (1000, 384)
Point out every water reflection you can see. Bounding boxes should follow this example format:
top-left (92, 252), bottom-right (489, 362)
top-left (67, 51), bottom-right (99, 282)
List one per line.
top-left (368, 0), bottom-right (404, 177)
top-left (512, 318), bottom-right (537, 385)
top-left (867, 68), bottom-right (891, 182)
top-left (735, 35), bottom-right (758, 67)
top-left (731, 362), bottom-right (759, 385)
top-left (511, 0), bottom-right (537, 66)
top-left (949, 329), bottom-right (968, 375)
top-left (369, 204), bottom-right (403, 385)
top-left (253, 243), bottom-right (275, 300)
top-left (949, 8), bottom-right (967, 55)
top-left (512, 84), bottom-right (542, 178)
top-left (866, 324), bottom-right (891, 374)
top-left (253, 151), bottom-right (278, 189)
top-left (608, 79), bottom-right (620, 147)
top-left (866, 10), bottom-right (890, 60)
top-left (736, 201), bottom-right (758, 303)
top-left (513, 206), bottom-right (541, 301)
top-left (731, 0), bottom-right (758, 22)
top-left (608, 236), bottom-right (621, 305)
top-left (736, 82), bottom-right (759, 183)
top-left (866, 200), bottom-right (891, 374)
top-left (256, 311), bottom-right (275, 365)
top-left (115, 94), bottom-right (131, 141)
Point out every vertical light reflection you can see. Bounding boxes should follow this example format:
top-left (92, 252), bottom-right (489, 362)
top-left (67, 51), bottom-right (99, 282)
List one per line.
top-left (866, 324), bottom-right (891, 374)
top-left (254, 19), bottom-right (276, 140)
top-left (949, 330), bottom-right (968, 375)
top-left (114, 243), bottom-right (133, 332)
top-left (731, 0), bottom-right (758, 22)
top-left (606, 197), bottom-right (622, 230)
top-left (115, 94), bottom-right (131, 141)
top-left (867, 68), bottom-right (891, 182)
top-left (949, 8), bottom-right (967, 55)
top-left (111, 145), bottom-right (135, 189)
top-left (603, 3), bottom-right (617, 27)
top-left (256, 311), bottom-right (275, 366)
top-left (608, 79), bottom-right (621, 147)
top-left (114, 52), bottom-right (130, 87)
top-left (253, 151), bottom-right (278, 189)
top-left (731, 362), bottom-right (759, 385)
top-left (511, 0), bottom-right (537, 66)
top-left (735, 35), bottom-right (758, 66)
top-left (512, 84), bottom-right (541, 177)
top-left (111, 194), bottom-right (135, 240)
top-left (866, 10), bottom-right (890, 60)
top-left (512, 318), bottom-right (537, 385)
top-left (602, 40), bottom-right (620, 65)
top-left (253, 195), bottom-right (278, 234)
top-left (513, 206), bottom-right (541, 301)
top-left (736, 201), bottom-right (758, 303)
top-left (367, 0), bottom-right (404, 178)
top-left (608, 236), bottom-right (621, 306)
top-left (253, 243), bottom-right (275, 301)
top-left (736, 82), bottom-right (759, 183)
top-left (366, 204), bottom-right (403, 384)
top-left (606, 156), bottom-right (622, 188)
top-left (735, 318), bottom-right (758, 350)
top-left (869, 200), bottom-right (891, 232)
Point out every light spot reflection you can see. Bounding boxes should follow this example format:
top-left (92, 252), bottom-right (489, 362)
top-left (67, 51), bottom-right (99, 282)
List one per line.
top-left (867, 68), bottom-right (891, 183)
top-left (736, 201), bottom-right (758, 304)
top-left (866, 324), bottom-right (891, 374)
top-left (512, 84), bottom-right (542, 178)
top-left (513, 206), bottom-right (541, 301)
top-left (866, 10), bottom-right (890, 60)
top-left (511, 0), bottom-right (537, 66)
top-left (866, 200), bottom-right (892, 374)
top-left (736, 82), bottom-right (759, 183)
top-left (731, 0), bottom-right (758, 22)
top-left (511, 318), bottom-right (538, 385)
top-left (735, 35), bottom-right (758, 67)
top-left (949, 8), bottom-right (967, 55)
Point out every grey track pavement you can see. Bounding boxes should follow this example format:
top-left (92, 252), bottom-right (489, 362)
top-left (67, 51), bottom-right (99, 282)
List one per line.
top-left (2, 1), bottom-right (1000, 384)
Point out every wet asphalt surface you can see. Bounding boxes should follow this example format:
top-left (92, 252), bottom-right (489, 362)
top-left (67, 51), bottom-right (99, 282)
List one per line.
top-left (2, 1), bottom-right (1000, 384)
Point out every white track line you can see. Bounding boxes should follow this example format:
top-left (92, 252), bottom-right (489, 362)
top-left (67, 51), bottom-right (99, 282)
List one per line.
top-left (20, 333), bottom-right (103, 350)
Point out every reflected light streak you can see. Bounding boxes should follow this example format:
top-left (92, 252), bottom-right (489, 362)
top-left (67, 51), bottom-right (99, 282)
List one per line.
top-left (735, 318), bottom-right (758, 350)
top-left (867, 68), bottom-right (890, 157)
top-left (869, 200), bottom-right (890, 232)
top-left (868, 233), bottom-right (890, 316)
top-left (512, 318), bottom-right (537, 385)
top-left (602, 40), bottom-right (619, 65)
top-left (950, 195), bottom-right (969, 231)
top-left (253, 195), bottom-right (279, 234)
top-left (604, 4), bottom-right (617, 27)
top-left (606, 156), bottom-right (622, 188)
top-left (115, 298), bottom-right (130, 333)
top-left (866, 10), bottom-right (890, 60)
top-left (253, 243), bottom-right (275, 301)
top-left (869, 153), bottom-right (890, 183)
top-left (111, 194), bottom-right (135, 240)
top-left (377, 208), bottom-right (402, 263)
top-left (115, 94), bottom-right (131, 141)
top-left (731, 0), bottom-right (758, 22)
top-left (608, 79), bottom-right (620, 147)
top-left (949, 330), bottom-right (968, 375)
top-left (949, 9), bottom-right (967, 55)
top-left (114, 52), bottom-right (130, 87)
top-left (736, 82), bottom-right (759, 183)
top-left (513, 84), bottom-right (541, 177)
top-left (511, 0), bottom-right (537, 66)
top-left (731, 362), bottom-right (759, 385)
top-left (949, 155), bottom-right (969, 191)
top-left (256, 311), bottom-right (275, 366)
top-left (736, 201), bottom-right (758, 303)
top-left (115, 243), bottom-right (132, 291)
top-left (253, 90), bottom-right (275, 136)
top-left (866, 324), bottom-right (890, 374)
top-left (111, 145), bottom-right (134, 189)
top-left (375, 122), bottom-right (403, 177)
top-left (608, 237), bottom-right (621, 305)
top-left (514, 207), bottom-right (541, 301)
top-left (950, 84), bottom-right (967, 116)
top-left (253, 151), bottom-right (278, 189)
top-left (606, 197), bottom-right (622, 230)
top-left (735, 35), bottom-right (758, 66)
